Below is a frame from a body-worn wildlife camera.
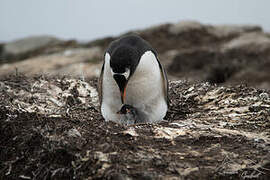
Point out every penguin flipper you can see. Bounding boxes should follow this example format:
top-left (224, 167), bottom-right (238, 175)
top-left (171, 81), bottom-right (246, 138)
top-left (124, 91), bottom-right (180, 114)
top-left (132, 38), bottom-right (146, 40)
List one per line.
top-left (156, 57), bottom-right (170, 106)
top-left (98, 62), bottom-right (105, 110)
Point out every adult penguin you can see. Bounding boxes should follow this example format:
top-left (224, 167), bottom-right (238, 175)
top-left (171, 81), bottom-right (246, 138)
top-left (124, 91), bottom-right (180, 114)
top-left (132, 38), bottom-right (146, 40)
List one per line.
top-left (98, 35), bottom-right (168, 124)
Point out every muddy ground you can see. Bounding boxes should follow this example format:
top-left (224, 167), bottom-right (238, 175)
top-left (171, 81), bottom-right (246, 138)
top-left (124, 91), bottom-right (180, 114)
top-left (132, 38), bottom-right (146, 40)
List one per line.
top-left (0, 75), bottom-right (270, 180)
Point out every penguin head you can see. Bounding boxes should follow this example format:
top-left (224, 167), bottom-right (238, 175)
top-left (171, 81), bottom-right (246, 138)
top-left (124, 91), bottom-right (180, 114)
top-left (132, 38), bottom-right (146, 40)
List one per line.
top-left (110, 45), bottom-right (139, 103)
top-left (117, 104), bottom-right (137, 115)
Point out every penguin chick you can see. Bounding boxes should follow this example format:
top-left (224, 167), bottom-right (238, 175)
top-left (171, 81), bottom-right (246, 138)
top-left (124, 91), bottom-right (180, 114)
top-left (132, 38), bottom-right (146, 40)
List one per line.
top-left (117, 104), bottom-right (139, 125)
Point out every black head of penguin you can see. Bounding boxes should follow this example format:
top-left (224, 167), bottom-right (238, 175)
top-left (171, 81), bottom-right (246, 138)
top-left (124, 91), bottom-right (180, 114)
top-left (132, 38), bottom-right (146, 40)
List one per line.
top-left (110, 45), bottom-right (139, 76)
top-left (117, 104), bottom-right (137, 115)
top-left (108, 35), bottom-right (156, 76)
top-left (110, 45), bottom-right (140, 103)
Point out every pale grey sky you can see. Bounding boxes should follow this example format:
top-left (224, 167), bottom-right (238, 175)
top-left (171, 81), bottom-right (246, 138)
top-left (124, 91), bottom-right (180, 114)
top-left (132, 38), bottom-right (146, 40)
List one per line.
top-left (1, 0), bottom-right (270, 42)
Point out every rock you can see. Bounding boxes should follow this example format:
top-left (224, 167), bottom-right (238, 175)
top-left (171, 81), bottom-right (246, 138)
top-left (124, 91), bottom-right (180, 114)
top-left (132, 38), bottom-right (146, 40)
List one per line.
top-left (222, 32), bottom-right (270, 52)
top-left (67, 128), bottom-right (81, 138)
top-left (0, 47), bottom-right (103, 78)
top-left (169, 21), bottom-right (261, 38)
top-left (225, 68), bottom-right (270, 90)
top-left (168, 38), bottom-right (270, 86)
top-left (153, 127), bottom-right (186, 139)
top-left (0, 76), bottom-right (99, 116)
top-left (208, 25), bottom-right (262, 38)
top-left (167, 48), bottom-right (238, 83)
top-left (0, 43), bottom-right (4, 59)
top-left (168, 20), bottom-right (204, 35)
top-left (4, 36), bottom-right (60, 55)
top-left (168, 48), bottom-right (216, 73)
top-left (1, 36), bottom-right (61, 60)
top-left (0, 36), bottom-right (80, 63)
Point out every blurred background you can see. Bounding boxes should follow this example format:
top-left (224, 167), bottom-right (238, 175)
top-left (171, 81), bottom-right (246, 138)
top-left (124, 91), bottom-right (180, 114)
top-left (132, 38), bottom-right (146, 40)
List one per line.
top-left (1, 0), bottom-right (270, 89)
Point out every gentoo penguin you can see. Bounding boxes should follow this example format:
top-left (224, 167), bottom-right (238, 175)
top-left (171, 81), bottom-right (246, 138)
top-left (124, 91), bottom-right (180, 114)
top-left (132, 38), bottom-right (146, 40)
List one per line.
top-left (98, 35), bottom-right (168, 124)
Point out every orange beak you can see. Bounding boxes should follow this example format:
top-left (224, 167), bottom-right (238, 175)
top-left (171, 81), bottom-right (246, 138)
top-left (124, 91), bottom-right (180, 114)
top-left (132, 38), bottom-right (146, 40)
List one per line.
top-left (120, 85), bottom-right (127, 104)
top-left (113, 74), bottom-right (128, 104)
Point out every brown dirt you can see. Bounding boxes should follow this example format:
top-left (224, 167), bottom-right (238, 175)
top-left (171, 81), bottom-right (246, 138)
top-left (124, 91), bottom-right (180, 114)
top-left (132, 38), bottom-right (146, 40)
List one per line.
top-left (0, 75), bottom-right (270, 180)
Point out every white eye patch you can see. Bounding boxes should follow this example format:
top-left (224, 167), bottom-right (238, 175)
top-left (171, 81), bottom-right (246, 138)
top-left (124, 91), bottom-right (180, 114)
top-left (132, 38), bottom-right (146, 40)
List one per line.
top-left (111, 68), bottom-right (130, 80)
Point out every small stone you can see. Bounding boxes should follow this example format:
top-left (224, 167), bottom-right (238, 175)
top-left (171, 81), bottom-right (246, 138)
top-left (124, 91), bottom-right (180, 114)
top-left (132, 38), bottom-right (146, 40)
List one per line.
top-left (122, 128), bottom-right (139, 137)
top-left (259, 92), bottom-right (269, 100)
top-left (0, 82), bottom-right (6, 91)
top-left (67, 128), bottom-right (81, 137)
top-left (187, 87), bottom-right (194, 92)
